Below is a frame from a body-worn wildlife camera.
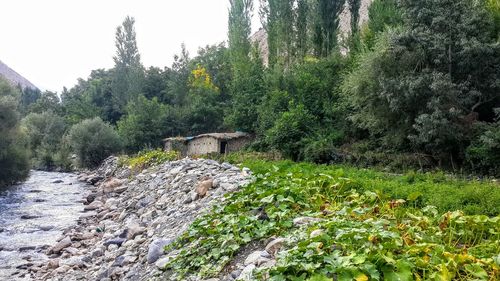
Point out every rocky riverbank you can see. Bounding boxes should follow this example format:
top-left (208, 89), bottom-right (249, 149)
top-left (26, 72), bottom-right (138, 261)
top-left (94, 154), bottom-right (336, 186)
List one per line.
top-left (26, 157), bottom-right (253, 280)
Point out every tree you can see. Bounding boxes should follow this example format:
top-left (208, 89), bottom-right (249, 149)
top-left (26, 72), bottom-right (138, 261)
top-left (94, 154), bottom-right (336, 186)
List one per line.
top-left (28, 91), bottom-right (62, 115)
top-left (185, 65), bottom-right (224, 134)
top-left (227, 0), bottom-right (265, 132)
top-left (344, 0), bottom-right (500, 164)
top-left (0, 78), bottom-right (30, 186)
top-left (67, 118), bottom-right (122, 168)
top-left (260, 0), bottom-right (296, 67)
top-left (312, 0), bottom-right (346, 57)
top-left (22, 111), bottom-right (67, 170)
top-left (117, 95), bottom-right (172, 152)
top-left (266, 102), bottom-right (317, 160)
top-left (111, 16), bottom-right (145, 122)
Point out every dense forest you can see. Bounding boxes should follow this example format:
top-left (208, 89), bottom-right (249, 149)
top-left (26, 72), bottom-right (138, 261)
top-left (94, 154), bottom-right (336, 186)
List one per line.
top-left (1, 0), bottom-right (499, 186)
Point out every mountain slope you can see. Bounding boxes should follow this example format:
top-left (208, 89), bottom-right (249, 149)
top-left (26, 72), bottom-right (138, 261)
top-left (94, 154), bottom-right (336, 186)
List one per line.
top-left (0, 60), bottom-right (38, 90)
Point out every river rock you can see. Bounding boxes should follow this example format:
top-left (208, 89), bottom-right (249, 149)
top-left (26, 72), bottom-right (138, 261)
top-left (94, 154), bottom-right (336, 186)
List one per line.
top-left (50, 236), bottom-right (72, 254)
top-left (37, 157), bottom-right (252, 281)
top-left (47, 259), bottom-right (60, 269)
top-left (147, 239), bottom-right (172, 264)
top-left (292, 216), bottom-right (322, 226)
top-left (102, 178), bottom-right (123, 193)
top-left (84, 200), bottom-right (103, 211)
top-left (195, 178), bottom-right (213, 197)
top-left (155, 256), bottom-right (171, 269)
top-left (265, 238), bottom-right (285, 256)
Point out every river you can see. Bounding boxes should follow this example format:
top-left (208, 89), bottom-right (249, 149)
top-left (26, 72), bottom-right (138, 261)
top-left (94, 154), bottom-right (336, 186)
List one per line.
top-left (0, 171), bottom-right (89, 280)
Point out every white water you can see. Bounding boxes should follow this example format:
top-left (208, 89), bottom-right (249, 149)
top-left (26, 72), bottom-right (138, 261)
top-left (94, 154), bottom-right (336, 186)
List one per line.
top-left (0, 171), bottom-right (89, 280)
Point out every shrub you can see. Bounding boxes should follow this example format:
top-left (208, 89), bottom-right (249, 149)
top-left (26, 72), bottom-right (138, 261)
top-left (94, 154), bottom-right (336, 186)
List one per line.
top-left (0, 78), bottom-right (30, 186)
top-left (466, 122), bottom-right (500, 176)
top-left (22, 111), bottom-right (67, 170)
top-left (266, 103), bottom-right (317, 160)
top-left (67, 118), bottom-right (122, 168)
top-left (119, 149), bottom-right (179, 172)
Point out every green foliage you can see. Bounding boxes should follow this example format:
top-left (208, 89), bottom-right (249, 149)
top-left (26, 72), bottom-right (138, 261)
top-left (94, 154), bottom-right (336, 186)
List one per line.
top-left (266, 103), bottom-right (317, 160)
top-left (119, 149), bottom-right (179, 172)
top-left (66, 117), bottom-right (122, 168)
top-left (0, 78), bottom-right (30, 186)
top-left (111, 16), bottom-right (145, 122)
top-left (27, 91), bottom-right (62, 115)
top-left (344, 0), bottom-right (500, 166)
top-left (466, 121), bottom-right (500, 176)
top-left (117, 95), bottom-right (173, 152)
top-left (22, 111), bottom-right (67, 170)
top-left (165, 158), bottom-right (500, 279)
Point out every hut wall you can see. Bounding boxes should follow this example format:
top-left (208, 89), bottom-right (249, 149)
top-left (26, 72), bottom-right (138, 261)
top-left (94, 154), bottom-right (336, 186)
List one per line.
top-left (187, 136), bottom-right (220, 155)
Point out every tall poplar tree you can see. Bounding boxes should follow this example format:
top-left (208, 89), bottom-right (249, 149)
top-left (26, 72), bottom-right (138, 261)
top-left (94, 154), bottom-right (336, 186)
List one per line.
top-left (111, 16), bottom-right (144, 123)
top-left (227, 0), bottom-right (264, 132)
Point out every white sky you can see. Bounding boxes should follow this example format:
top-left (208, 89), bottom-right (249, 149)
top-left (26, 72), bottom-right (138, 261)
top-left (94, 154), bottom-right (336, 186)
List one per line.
top-left (0, 0), bottom-right (261, 92)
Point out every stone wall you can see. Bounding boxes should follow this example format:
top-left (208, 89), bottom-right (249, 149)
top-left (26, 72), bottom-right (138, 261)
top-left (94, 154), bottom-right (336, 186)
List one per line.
top-left (226, 137), bottom-right (253, 154)
top-left (187, 136), bottom-right (220, 155)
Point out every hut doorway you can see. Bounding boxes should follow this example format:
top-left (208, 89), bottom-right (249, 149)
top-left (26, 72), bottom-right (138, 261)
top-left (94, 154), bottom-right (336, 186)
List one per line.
top-left (220, 141), bottom-right (228, 154)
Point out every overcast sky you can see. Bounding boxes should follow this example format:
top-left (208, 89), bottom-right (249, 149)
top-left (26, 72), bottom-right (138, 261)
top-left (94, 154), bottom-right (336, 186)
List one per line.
top-left (0, 0), bottom-right (261, 92)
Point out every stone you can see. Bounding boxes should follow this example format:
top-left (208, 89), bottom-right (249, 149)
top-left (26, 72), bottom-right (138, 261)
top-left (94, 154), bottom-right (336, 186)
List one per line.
top-left (102, 178), bottom-right (123, 193)
top-left (52, 179), bottom-right (64, 184)
top-left (147, 239), bottom-right (172, 264)
top-left (244, 251), bottom-right (262, 266)
top-left (195, 178), bottom-right (213, 197)
top-left (237, 264), bottom-right (255, 281)
top-left (51, 237), bottom-right (72, 254)
top-left (292, 216), bottom-right (322, 227)
top-left (310, 229), bottom-right (324, 238)
top-left (103, 238), bottom-right (126, 247)
top-left (60, 256), bottom-right (84, 268)
top-left (155, 256), bottom-right (171, 269)
top-left (47, 259), bottom-right (60, 269)
top-left (126, 224), bottom-right (146, 240)
top-left (91, 248), bottom-right (104, 258)
top-left (63, 247), bottom-right (79, 255)
top-left (265, 238), bottom-right (285, 256)
top-left (84, 201), bottom-right (103, 211)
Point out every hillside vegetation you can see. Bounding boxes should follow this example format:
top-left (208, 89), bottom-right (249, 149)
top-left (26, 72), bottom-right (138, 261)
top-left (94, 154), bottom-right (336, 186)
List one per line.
top-left (164, 154), bottom-right (500, 280)
top-left (1, 0), bottom-right (497, 178)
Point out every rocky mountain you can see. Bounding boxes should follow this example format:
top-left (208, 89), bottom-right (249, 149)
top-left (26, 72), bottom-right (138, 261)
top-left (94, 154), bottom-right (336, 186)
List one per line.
top-left (0, 59), bottom-right (38, 90)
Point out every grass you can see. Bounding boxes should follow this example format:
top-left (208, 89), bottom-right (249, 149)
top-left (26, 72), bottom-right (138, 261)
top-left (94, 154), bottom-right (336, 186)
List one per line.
top-left (161, 153), bottom-right (500, 280)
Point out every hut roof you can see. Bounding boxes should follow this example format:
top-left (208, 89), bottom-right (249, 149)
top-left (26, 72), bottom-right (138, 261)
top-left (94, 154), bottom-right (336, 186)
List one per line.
top-left (163, 132), bottom-right (249, 142)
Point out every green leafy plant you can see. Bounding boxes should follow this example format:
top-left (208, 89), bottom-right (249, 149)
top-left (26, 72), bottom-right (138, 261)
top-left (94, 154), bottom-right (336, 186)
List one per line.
top-left (119, 149), bottom-right (179, 172)
top-left (162, 157), bottom-right (500, 280)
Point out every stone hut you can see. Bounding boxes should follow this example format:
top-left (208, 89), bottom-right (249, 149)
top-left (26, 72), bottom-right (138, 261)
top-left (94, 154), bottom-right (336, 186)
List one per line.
top-left (163, 132), bottom-right (252, 156)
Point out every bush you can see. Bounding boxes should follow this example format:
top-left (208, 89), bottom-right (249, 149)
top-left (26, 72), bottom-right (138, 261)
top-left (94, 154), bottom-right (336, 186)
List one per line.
top-left (300, 131), bottom-right (345, 164)
top-left (0, 78), bottom-right (30, 186)
top-left (266, 103), bottom-right (317, 160)
top-left (119, 149), bottom-right (179, 172)
top-left (117, 95), bottom-right (174, 152)
top-left (466, 122), bottom-right (500, 176)
top-left (22, 111), bottom-right (67, 170)
top-left (67, 118), bottom-right (122, 168)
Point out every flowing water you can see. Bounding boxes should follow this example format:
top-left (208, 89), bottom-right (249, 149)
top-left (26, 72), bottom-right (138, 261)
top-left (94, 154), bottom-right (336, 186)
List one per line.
top-left (0, 171), bottom-right (89, 280)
